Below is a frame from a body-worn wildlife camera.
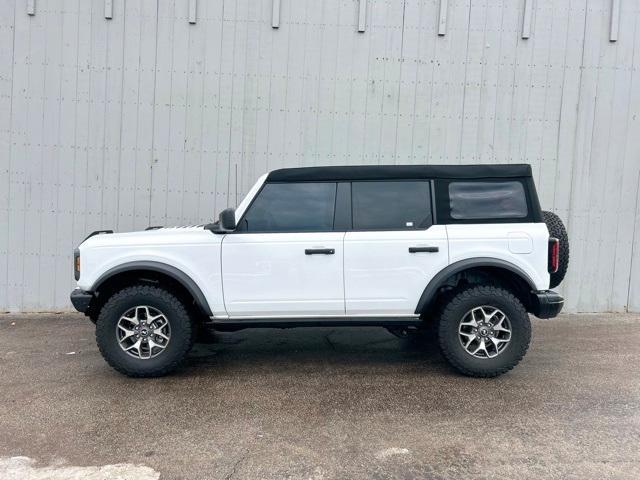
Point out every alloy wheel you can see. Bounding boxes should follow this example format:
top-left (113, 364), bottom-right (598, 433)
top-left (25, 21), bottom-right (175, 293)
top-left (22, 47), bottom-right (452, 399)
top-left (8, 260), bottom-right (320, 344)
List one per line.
top-left (116, 306), bottom-right (171, 359)
top-left (458, 306), bottom-right (512, 359)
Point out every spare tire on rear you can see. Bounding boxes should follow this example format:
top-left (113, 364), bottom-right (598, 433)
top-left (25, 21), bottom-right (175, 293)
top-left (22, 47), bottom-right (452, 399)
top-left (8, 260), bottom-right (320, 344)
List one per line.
top-left (542, 210), bottom-right (570, 288)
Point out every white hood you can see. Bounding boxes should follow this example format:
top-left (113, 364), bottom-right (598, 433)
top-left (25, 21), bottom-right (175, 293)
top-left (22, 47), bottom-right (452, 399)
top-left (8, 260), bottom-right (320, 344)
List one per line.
top-left (80, 225), bottom-right (216, 249)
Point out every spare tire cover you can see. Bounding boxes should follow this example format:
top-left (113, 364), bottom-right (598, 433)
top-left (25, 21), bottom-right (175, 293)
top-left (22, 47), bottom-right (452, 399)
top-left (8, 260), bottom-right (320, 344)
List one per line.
top-left (542, 210), bottom-right (570, 289)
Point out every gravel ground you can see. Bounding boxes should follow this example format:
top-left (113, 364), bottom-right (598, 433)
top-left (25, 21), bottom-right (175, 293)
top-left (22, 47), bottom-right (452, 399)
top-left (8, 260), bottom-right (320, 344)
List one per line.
top-left (0, 312), bottom-right (639, 479)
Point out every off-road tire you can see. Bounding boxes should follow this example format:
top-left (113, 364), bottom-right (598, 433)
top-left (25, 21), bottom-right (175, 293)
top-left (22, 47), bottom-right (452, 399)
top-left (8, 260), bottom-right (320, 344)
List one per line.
top-left (542, 210), bottom-right (570, 288)
top-left (96, 285), bottom-right (194, 377)
top-left (437, 285), bottom-right (531, 378)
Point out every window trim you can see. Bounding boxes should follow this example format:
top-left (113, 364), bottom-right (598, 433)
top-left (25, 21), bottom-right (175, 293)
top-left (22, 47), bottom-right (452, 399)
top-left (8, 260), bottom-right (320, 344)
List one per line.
top-left (430, 179), bottom-right (438, 225)
top-left (349, 179), bottom-right (434, 232)
top-left (434, 177), bottom-right (537, 224)
top-left (448, 180), bottom-right (528, 220)
top-left (334, 182), bottom-right (352, 230)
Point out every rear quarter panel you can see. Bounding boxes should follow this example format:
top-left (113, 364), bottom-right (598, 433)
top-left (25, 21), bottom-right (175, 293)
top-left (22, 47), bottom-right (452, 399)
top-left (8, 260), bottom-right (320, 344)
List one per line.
top-left (446, 223), bottom-right (550, 290)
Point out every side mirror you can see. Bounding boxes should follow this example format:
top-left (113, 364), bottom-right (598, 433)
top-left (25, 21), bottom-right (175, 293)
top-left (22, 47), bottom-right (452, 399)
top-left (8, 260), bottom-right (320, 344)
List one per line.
top-left (219, 207), bottom-right (236, 231)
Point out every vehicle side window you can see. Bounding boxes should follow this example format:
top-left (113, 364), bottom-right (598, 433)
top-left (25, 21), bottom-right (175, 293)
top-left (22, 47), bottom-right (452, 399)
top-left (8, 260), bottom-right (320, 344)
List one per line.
top-left (448, 181), bottom-right (528, 220)
top-left (352, 181), bottom-right (432, 230)
top-left (241, 182), bottom-right (337, 232)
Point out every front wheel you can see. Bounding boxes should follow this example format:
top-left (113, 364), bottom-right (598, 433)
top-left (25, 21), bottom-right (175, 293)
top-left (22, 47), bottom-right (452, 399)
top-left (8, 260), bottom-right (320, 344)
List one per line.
top-left (96, 285), bottom-right (194, 377)
top-left (437, 286), bottom-right (531, 378)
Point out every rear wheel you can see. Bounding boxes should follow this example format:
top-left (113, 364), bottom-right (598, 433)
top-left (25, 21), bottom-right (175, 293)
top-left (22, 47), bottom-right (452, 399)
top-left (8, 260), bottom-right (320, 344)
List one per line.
top-left (96, 285), bottom-right (194, 377)
top-left (437, 285), bottom-right (531, 377)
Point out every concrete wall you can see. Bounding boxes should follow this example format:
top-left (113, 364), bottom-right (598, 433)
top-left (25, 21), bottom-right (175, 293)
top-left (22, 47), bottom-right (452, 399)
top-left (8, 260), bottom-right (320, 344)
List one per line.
top-left (1, 0), bottom-right (639, 312)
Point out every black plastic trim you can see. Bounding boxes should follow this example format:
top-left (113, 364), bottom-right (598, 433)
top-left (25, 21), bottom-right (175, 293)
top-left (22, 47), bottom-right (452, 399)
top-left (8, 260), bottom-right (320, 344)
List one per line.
top-left (210, 316), bottom-right (423, 328)
top-left (430, 179), bottom-right (438, 224)
top-left (70, 289), bottom-right (93, 313)
top-left (91, 261), bottom-right (213, 316)
top-left (409, 246), bottom-right (439, 253)
top-left (414, 258), bottom-right (537, 314)
top-left (305, 248), bottom-right (335, 255)
top-left (83, 230), bottom-right (113, 242)
top-left (334, 182), bottom-right (352, 230)
top-left (204, 221), bottom-right (227, 234)
top-left (530, 290), bottom-right (564, 319)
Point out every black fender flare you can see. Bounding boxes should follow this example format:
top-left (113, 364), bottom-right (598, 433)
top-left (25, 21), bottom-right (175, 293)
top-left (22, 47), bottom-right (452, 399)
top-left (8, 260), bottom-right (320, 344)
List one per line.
top-left (414, 257), bottom-right (537, 315)
top-left (91, 261), bottom-right (213, 316)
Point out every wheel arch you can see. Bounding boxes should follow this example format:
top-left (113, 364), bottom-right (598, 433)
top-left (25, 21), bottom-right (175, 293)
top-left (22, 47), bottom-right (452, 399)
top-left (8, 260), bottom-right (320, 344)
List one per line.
top-left (90, 261), bottom-right (213, 318)
top-left (415, 258), bottom-right (537, 315)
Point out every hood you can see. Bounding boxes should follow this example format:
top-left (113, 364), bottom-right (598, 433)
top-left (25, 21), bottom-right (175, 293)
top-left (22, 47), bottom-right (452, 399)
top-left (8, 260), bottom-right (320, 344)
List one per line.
top-left (80, 225), bottom-right (214, 248)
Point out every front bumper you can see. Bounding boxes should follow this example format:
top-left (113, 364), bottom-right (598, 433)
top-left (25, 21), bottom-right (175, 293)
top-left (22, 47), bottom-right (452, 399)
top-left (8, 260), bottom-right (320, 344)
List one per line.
top-left (530, 290), bottom-right (564, 319)
top-left (70, 288), bottom-right (94, 314)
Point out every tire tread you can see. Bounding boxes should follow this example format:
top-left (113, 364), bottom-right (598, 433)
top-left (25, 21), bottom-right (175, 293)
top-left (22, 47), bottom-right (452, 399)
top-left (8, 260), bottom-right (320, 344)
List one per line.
top-left (96, 285), bottom-right (193, 378)
top-left (437, 285), bottom-right (531, 378)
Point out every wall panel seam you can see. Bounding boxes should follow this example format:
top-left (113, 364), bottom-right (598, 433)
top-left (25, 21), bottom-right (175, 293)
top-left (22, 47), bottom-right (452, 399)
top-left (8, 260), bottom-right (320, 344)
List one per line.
top-left (4, 0), bottom-right (18, 308)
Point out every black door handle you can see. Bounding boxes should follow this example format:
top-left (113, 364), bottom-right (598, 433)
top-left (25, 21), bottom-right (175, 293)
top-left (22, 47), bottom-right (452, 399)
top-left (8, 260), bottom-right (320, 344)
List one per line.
top-left (305, 248), bottom-right (335, 255)
top-left (409, 246), bottom-right (439, 253)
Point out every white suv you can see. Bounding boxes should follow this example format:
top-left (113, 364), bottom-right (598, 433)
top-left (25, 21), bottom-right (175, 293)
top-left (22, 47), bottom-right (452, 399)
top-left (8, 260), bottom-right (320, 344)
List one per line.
top-left (70, 164), bottom-right (568, 378)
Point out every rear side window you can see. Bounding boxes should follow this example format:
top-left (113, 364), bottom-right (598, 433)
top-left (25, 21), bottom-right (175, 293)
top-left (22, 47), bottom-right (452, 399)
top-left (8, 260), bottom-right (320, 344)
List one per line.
top-left (352, 181), bottom-right (432, 230)
top-left (448, 181), bottom-right (528, 220)
top-left (241, 182), bottom-right (337, 232)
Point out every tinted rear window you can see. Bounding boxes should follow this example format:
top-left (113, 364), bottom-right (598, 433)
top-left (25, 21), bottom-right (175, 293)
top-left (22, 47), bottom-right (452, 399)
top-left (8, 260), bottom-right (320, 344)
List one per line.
top-left (352, 181), bottom-right (432, 230)
top-left (448, 181), bottom-right (528, 220)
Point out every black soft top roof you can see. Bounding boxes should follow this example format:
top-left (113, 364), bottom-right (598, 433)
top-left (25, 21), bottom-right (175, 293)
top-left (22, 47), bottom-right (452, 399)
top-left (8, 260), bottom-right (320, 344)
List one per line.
top-left (267, 164), bottom-right (532, 182)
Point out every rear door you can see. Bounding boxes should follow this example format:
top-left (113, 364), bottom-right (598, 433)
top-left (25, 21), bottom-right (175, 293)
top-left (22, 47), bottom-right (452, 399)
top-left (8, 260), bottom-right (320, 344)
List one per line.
top-left (221, 181), bottom-right (345, 317)
top-left (343, 180), bottom-right (449, 316)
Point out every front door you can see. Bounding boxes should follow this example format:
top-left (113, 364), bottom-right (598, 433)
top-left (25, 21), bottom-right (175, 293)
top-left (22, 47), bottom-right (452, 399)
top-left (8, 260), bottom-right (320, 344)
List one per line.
top-left (221, 182), bottom-right (345, 317)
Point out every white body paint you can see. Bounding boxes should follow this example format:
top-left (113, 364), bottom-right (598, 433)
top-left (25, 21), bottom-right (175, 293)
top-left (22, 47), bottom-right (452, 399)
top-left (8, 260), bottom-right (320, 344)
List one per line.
top-left (76, 174), bottom-right (550, 319)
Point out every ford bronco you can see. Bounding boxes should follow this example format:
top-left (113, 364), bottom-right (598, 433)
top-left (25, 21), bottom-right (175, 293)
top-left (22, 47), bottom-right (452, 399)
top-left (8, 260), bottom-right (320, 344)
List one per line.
top-left (71, 164), bottom-right (568, 378)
